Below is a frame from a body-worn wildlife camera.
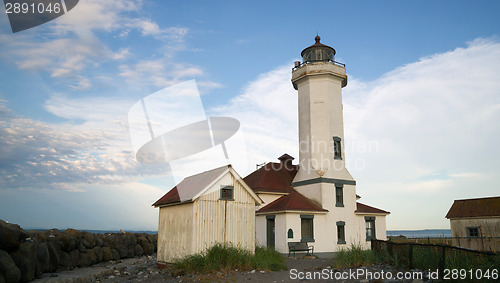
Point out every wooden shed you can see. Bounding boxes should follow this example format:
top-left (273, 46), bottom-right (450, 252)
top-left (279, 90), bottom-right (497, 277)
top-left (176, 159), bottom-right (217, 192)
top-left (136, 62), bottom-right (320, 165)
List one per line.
top-left (445, 196), bottom-right (500, 251)
top-left (153, 165), bottom-right (263, 263)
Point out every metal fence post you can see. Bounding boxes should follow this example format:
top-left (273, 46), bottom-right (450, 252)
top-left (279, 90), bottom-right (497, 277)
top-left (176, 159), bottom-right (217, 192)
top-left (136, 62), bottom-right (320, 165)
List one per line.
top-left (439, 245), bottom-right (446, 278)
top-left (409, 244), bottom-right (413, 269)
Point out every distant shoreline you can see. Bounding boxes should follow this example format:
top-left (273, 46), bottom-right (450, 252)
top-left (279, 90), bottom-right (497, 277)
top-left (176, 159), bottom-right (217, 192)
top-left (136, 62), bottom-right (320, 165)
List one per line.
top-left (21, 228), bottom-right (449, 238)
top-left (387, 229), bottom-right (451, 238)
top-left (22, 228), bottom-right (158, 234)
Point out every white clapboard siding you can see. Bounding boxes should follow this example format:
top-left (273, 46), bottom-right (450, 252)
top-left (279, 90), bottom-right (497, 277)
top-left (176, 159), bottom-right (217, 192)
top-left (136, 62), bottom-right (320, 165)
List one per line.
top-left (157, 202), bottom-right (194, 262)
top-left (157, 168), bottom-right (257, 263)
top-left (193, 173), bottom-right (256, 253)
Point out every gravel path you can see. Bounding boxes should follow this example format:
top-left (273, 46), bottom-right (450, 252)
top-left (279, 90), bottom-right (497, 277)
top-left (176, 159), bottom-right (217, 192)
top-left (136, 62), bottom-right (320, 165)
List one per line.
top-left (34, 253), bottom-right (432, 283)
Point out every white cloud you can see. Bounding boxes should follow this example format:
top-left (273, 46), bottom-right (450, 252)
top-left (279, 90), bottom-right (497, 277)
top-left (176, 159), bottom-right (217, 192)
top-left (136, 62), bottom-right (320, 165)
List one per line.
top-left (127, 19), bottom-right (189, 40)
top-left (118, 60), bottom-right (220, 92)
top-left (0, 99), bottom-right (11, 115)
top-left (344, 38), bottom-right (500, 177)
top-left (51, 0), bottom-right (143, 34)
top-left (0, 99), bottom-right (170, 191)
top-left (0, 0), bottom-right (191, 90)
top-left (110, 48), bottom-right (131, 60)
top-left (345, 38), bottom-right (500, 228)
top-left (119, 60), bottom-right (174, 88)
top-left (44, 93), bottom-right (132, 121)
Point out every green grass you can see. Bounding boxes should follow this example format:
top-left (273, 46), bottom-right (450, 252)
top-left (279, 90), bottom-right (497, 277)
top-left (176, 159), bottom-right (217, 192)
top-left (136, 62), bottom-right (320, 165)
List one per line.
top-left (333, 244), bottom-right (383, 268)
top-left (252, 246), bottom-right (288, 271)
top-left (173, 243), bottom-right (287, 274)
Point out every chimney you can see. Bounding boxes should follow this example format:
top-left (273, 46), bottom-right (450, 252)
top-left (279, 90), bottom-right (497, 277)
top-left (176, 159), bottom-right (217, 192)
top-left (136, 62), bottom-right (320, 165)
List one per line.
top-left (278, 153), bottom-right (294, 169)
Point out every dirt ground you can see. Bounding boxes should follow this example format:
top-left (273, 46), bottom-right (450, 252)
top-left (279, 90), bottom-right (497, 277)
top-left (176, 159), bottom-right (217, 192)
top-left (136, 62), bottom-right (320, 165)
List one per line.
top-left (34, 253), bottom-right (431, 283)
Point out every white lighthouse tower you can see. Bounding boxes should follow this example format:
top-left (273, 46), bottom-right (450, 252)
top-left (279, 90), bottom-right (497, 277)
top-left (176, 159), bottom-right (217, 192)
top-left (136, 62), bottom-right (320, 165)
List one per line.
top-left (291, 36), bottom-right (356, 210)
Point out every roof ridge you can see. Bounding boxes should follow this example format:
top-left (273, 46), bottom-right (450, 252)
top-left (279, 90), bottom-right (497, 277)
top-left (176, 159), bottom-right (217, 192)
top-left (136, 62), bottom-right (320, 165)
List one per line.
top-left (454, 196), bottom-right (500, 201)
top-left (257, 190), bottom-right (327, 213)
top-left (356, 202), bottom-right (391, 214)
top-left (183, 164), bottom-right (230, 181)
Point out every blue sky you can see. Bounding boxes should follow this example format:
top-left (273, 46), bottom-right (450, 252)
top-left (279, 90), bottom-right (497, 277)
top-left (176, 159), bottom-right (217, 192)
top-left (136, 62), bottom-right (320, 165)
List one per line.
top-left (0, 0), bottom-right (499, 231)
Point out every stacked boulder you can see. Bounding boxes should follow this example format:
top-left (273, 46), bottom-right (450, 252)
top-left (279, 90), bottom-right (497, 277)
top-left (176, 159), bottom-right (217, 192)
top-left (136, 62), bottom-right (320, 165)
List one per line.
top-left (0, 220), bottom-right (157, 282)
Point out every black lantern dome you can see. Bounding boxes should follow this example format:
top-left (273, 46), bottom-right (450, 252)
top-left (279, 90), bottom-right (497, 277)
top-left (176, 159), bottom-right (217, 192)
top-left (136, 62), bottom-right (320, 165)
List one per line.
top-left (300, 35), bottom-right (336, 63)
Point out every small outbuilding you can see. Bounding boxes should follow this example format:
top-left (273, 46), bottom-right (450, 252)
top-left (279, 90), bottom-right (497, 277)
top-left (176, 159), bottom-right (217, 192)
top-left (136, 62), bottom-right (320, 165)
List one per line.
top-left (153, 165), bottom-right (263, 263)
top-left (445, 196), bottom-right (500, 251)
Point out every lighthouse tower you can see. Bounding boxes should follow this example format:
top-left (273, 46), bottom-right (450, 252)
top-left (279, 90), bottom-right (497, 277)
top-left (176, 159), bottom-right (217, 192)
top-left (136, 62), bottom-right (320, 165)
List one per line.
top-left (291, 36), bottom-right (356, 210)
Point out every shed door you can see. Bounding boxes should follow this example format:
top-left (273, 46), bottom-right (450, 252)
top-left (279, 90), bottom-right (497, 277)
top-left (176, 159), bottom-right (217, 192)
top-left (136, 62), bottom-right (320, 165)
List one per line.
top-left (266, 217), bottom-right (275, 248)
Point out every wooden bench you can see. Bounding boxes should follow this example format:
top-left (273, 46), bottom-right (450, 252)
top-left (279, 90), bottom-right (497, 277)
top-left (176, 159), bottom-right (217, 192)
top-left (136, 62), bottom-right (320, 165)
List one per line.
top-left (288, 242), bottom-right (314, 257)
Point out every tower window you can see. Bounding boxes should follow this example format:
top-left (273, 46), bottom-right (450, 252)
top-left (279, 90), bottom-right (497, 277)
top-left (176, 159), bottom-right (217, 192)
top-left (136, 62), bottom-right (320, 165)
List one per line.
top-left (333, 136), bottom-right (342, 160)
top-left (336, 221), bottom-right (346, 244)
top-left (220, 185), bottom-right (234, 201)
top-left (335, 185), bottom-right (344, 207)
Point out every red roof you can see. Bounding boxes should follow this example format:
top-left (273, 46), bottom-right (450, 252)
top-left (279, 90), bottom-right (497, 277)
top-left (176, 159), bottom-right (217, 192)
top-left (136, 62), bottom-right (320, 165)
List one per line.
top-left (257, 191), bottom-right (328, 213)
top-left (445, 196), bottom-right (500, 219)
top-left (153, 186), bottom-right (181, 206)
top-left (244, 161), bottom-right (298, 194)
top-left (355, 202), bottom-right (390, 215)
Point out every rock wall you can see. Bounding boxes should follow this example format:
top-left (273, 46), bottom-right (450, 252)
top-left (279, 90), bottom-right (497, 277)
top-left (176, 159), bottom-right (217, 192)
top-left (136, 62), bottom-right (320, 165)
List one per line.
top-left (0, 220), bottom-right (157, 283)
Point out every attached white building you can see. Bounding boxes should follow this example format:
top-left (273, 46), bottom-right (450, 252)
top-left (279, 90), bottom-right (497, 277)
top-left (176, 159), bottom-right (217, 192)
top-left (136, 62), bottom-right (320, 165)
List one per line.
top-left (245, 154), bottom-right (389, 256)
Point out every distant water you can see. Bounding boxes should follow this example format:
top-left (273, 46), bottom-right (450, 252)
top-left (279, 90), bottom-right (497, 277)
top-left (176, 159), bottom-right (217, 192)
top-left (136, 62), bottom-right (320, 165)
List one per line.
top-left (25, 228), bottom-right (158, 234)
top-left (387, 229), bottom-right (451, 238)
top-left (84, 230), bottom-right (158, 234)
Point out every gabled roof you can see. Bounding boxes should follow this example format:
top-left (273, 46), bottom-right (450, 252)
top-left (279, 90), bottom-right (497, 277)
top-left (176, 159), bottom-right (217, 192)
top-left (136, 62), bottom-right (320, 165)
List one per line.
top-left (153, 165), bottom-right (229, 207)
top-left (256, 190), bottom-right (328, 214)
top-left (355, 202), bottom-right (390, 215)
top-left (154, 186), bottom-right (181, 205)
top-left (244, 161), bottom-right (298, 194)
top-left (152, 165), bottom-right (262, 207)
top-left (445, 196), bottom-right (500, 219)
